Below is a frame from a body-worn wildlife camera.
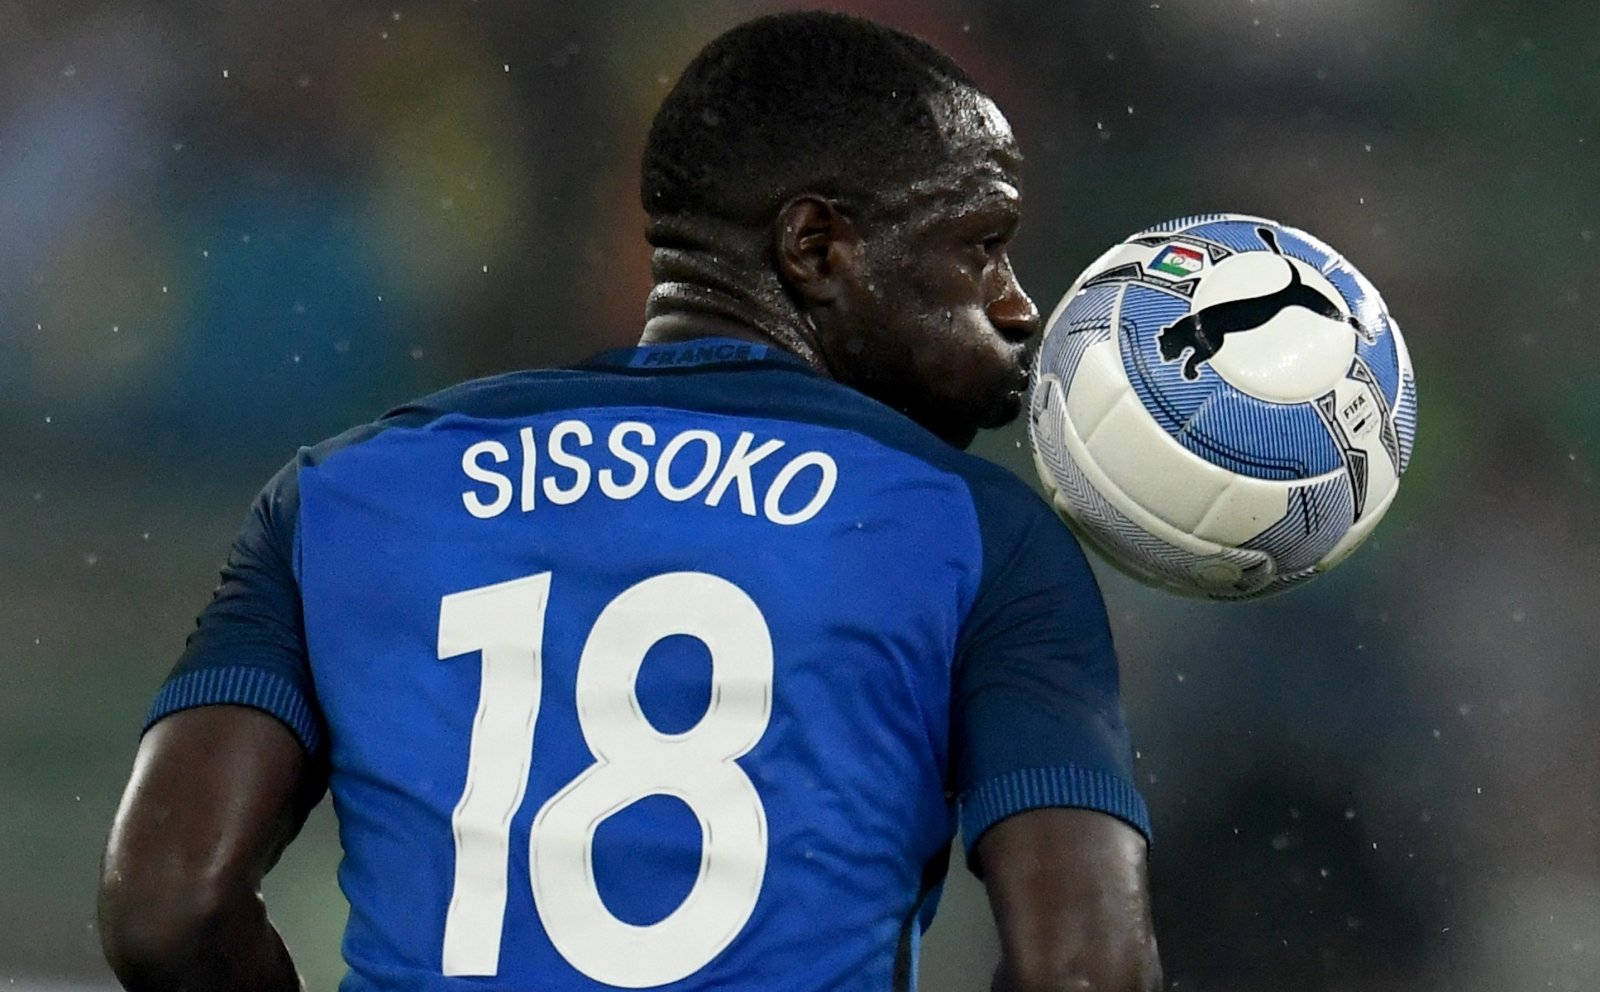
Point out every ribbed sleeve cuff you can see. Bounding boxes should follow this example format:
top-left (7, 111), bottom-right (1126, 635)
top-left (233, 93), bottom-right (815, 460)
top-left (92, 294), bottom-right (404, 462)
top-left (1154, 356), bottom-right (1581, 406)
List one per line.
top-left (144, 667), bottom-right (324, 757)
top-left (960, 766), bottom-right (1152, 852)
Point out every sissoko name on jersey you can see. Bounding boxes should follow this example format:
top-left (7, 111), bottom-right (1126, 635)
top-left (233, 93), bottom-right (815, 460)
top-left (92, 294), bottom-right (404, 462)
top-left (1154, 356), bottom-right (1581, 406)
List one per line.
top-left (459, 418), bottom-right (838, 526)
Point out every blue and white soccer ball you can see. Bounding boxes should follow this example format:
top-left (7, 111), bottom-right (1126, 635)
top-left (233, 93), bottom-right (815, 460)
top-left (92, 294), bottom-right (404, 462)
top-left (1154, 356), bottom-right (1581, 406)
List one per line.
top-left (1028, 214), bottom-right (1417, 599)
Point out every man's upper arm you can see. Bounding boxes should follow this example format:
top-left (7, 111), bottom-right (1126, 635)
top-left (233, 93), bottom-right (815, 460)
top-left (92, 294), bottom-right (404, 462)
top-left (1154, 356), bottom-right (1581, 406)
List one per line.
top-left (100, 459), bottom-right (326, 980)
top-left (975, 808), bottom-right (1159, 992)
top-left (117, 454), bottom-right (327, 858)
top-left (101, 707), bottom-right (316, 951)
top-left (952, 472), bottom-right (1158, 989)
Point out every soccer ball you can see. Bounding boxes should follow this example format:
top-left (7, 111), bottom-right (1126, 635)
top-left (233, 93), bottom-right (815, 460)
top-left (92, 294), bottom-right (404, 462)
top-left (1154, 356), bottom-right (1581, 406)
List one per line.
top-left (1028, 214), bottom-right (1417, 599)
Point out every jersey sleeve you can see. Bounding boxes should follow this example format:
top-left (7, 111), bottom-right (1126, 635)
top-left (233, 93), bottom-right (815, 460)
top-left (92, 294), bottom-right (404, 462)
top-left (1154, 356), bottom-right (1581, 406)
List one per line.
top-left (143, 456), bottom-right (325, 757)
top-left (952, 470), bottom-right (1150, 858)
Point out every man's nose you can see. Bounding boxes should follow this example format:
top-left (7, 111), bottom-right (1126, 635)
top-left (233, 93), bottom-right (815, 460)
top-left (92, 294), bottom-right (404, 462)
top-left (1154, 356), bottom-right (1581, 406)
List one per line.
top-left (988, 259), bottom-right (1041, 343)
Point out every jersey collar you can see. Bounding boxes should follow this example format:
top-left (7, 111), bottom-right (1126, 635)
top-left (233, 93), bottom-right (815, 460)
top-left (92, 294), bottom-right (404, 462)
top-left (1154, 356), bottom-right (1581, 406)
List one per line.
top-left (581, 337), bottom-right (820, 375)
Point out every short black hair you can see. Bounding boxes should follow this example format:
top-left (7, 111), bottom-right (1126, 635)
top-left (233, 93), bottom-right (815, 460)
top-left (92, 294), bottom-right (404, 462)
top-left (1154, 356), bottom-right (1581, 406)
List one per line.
top-left (642, 12), bottom-right (981, 226)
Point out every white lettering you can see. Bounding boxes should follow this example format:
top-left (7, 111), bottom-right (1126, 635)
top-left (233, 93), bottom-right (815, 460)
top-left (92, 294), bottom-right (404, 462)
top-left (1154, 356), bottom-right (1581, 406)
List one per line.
top-left (764, 452), bottom-right (837, 526)
top-left (519, 426), bottom-right (537, 512)
top-left (655, 429), bottom-right (721, 502)
top-left (543, 420), bottom-right (593, 505)
top-left (599, 421), bottom-right (654, 500)
top-left (704, 431), bottom-right (786, 516)
top-left (461, 441), bottom-right (513, 519)
top-left (459, 420), bottom-right (838, 525)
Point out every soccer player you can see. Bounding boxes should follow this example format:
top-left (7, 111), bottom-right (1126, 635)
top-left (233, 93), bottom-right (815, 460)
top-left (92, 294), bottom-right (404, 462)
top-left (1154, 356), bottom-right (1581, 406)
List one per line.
top-left (99, 12), bottom-right (1159, 992)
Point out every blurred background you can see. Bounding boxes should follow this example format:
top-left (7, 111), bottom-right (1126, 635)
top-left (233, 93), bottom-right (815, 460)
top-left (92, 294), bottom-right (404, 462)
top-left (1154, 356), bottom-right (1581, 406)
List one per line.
top-left (2, 1), bottom-right (1596, 989)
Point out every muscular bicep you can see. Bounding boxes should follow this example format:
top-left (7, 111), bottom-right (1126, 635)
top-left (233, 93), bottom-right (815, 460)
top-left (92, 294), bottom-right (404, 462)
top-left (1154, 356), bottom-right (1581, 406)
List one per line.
top-left (100, 706), bottom-right (318, 963)
top-left (977, 808), bottom-right (1160, 992)
top-left (106, 705), bottom-right (316, 885)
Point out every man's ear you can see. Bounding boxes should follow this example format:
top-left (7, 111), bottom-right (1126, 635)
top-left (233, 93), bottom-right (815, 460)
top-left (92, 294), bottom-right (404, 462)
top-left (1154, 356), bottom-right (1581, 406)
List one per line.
top-left (774, 195), bottom-right (861, 304)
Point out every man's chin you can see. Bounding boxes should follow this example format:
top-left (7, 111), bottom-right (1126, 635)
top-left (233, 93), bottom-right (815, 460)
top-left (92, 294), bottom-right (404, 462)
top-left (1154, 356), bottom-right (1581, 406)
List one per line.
top-left (913, 384), bottom-right (1023, 449)
top-left (978, 389), bottom-right (1025, 430)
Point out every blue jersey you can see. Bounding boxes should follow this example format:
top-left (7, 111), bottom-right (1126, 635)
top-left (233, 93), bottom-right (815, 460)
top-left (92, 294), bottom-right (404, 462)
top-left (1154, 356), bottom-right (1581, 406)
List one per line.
top-left (147, 338), bottom-right (1149, 992)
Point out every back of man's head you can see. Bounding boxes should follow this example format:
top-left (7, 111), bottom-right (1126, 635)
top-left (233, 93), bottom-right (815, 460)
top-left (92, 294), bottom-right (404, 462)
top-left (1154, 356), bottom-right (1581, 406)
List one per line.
top-left (642, 11), bottom-right (979, 228)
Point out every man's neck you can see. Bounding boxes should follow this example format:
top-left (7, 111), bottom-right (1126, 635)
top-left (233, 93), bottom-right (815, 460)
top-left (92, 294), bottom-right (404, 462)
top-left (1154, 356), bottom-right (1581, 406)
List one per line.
top-left (642, 211), bottom-right (831, 374)
top-left (639, 311), bottom-right (773, 349)
top-left (641, 284), bottom-right (829, 376)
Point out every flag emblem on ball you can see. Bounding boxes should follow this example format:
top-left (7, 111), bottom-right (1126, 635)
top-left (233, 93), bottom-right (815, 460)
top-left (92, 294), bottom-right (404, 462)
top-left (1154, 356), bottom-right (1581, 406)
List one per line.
top-left (1148, 244), bottom-right (1205, 277)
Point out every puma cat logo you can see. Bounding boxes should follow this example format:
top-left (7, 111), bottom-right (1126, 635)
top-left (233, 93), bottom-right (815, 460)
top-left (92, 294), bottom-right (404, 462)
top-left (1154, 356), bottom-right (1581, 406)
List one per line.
top-left (1157, 228), bottom-right (1369, 380)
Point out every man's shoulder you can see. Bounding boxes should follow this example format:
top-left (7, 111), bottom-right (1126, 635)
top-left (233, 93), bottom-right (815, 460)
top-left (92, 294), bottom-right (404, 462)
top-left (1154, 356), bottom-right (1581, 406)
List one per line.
top-left (294, 366), bottom-right (604, 468)
top-left (390, 366), bottom-right (610, 426)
